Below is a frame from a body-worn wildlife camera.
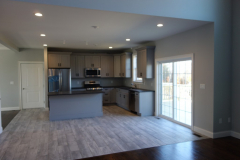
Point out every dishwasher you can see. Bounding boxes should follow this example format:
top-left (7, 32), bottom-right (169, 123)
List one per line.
top-left (129, 91), bottom-right (138, 112)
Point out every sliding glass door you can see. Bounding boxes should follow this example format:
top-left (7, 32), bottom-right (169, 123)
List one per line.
top-left (159, 59), bottom-right (192, 127)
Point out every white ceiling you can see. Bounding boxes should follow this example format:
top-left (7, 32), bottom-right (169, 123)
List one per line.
top-left (0, 0), bottom-right (210, 50)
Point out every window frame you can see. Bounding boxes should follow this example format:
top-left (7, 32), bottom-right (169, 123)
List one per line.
top-left (132, 53), bottom-right (143, 83)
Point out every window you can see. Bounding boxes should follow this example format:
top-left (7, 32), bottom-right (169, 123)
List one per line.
top-left (133, 54), bottom-right (143, 83)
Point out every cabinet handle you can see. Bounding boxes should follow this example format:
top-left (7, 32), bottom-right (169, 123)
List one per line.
top-left (123, 73), bottom-right (124, 76)
top-left (124, 95), bottom-right (125, 98)
top-left (140, 73), bottom-right (142, 77)
top-left (60, 63), bottom-right (61, 67)
top-left (58, 63), bottom-right (59, 66)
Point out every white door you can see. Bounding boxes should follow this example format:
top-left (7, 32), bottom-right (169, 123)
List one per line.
top-left (21, 63), bottom-right (44, 109)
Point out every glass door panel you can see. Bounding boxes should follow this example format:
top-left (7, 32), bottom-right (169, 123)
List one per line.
top-left (161, 62), bottom-right (173, 118)
top-left (174, 60), bottom-right (192, 126)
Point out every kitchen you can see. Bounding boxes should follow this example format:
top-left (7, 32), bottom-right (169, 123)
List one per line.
top-left (48, 49), bottom-right (155, 121)
top-left (0, 0), bottom-right (222, 159)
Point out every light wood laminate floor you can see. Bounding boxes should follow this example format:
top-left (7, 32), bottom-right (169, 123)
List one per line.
top-left (0, 105), bottom-right (205, 160)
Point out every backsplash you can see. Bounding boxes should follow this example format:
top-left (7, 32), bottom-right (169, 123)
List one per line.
top-left (123, 78), bottom-right (155, 90)
top-left (71, 78), bottom-right (124, 88)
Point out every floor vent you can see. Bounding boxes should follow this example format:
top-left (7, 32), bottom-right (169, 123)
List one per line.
top-left (155, 117), bottom-right (161, 119)
top-left (193, 133), bottom-right (202, 137)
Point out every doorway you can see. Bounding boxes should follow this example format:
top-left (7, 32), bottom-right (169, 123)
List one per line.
top-left (20, 62), bottom-right (44, 109)
top-left (156, 54), bottom-right (193, 128)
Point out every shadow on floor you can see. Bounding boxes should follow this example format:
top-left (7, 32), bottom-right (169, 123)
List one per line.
top-left (1, 110), bottom-right (19, 129)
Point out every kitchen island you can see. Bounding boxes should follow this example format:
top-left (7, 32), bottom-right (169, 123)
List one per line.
top-left (48, 91), bottom-right (104, 121)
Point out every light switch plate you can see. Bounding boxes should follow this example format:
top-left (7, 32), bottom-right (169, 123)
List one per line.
top-left (10, 81), bottom-right (14, 85)
top-left (200, 84), bottom-right (205, 89)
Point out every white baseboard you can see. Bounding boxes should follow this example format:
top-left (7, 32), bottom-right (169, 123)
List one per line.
top-left (231, 131), bottom-right (240, 139)
top-left (213, 130), bottom-right (231, 138)
top-left (1, 106), bottom-right (20, 111)
top-left (193, 126), bottom-right (213, 138)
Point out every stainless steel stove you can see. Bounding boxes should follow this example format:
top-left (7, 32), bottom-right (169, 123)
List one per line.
top-left (84, 81), bottom-right (103, 91)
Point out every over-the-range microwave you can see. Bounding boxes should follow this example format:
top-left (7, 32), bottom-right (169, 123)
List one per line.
top-left (85, 68), bottom-right (101, 77)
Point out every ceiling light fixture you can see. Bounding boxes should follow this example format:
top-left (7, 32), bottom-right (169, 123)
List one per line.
top-left (43, 44), bottom-right (47, 46)
top-left (35, 13), bottom-right (42, 17)
top-left (109, 46), bottom-right (113, 49)
top-left (157, 24), bottom-right (163, 27)
top-left (40, 34), bottom-right (46, 37)
top-left (126, 39), bottom-right (130, 41)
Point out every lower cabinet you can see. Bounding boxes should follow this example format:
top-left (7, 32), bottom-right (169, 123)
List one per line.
top-left (116, 89), bottom-right (129, 110)
top-left (102, 88), bottom-right (116, 104)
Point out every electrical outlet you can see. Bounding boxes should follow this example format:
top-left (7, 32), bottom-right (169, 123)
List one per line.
top-left (10, 81), bottom-right (14, 85)
top-left (77, 81), bottom-right (80, 84)
top-left (228, 117), bottom-right (231, 123)
top-left (200, 84), bottom-right (205, 89)
top-left (219, 118), bottom-right (222, 124)
top-left (111, 81), bottom-right (113, 83)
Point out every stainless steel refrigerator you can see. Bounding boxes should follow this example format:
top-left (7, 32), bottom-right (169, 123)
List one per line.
top-left (48, 69), bottom-right (71, 92)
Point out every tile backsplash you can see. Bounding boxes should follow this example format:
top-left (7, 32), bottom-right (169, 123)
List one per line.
top-left (71, 78), bottom-right (124, 88)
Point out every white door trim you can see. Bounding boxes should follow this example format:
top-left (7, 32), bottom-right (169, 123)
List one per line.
top-left (18, 61), bottom-right (45, 110)
top-left (155, 53), bottom-right (194, 130)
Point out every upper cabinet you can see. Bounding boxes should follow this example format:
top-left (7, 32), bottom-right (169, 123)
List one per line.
top-left (48, 52), bottom-right (71, 68)
top-left (114, 55), bottom-right (121, 77)
top-left (136, 46), bottom-right (155, 79)
top-left (71, 55), bottom-right (85, 78)
top-left (101, 56), bottom-right (114, 77)
top-left (85, 56), bottom-right (101, 68)
top-left (121, 53), bottom-right (132, 78)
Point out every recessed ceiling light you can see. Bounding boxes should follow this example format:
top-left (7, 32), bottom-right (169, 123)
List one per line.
top-left (126, 39), bottom-right (130, 41)
top-left (35, 13), bottom-right (42, 17)
top-left (43, 44), bottom-right (47, 46)
top-left (40, 34), bottom-right (46, 37)
top-left (109, 46), bottom-right (113, 49)
top-left (157, 24), bottom-right (163, 27)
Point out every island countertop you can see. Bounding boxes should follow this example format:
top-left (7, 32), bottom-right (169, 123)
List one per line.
top-left (48, 90), bottom-right (104, 96)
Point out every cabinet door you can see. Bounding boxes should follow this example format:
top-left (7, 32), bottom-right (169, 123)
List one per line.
top-left (114, 55), bottom-right (121, 77)
top-left (101, 56), bottom-right (108, 77)
top-left (108, 56), bottom-right (114, 77)
top-left (141, 50), bottom-right (147, 78)
top-left (125, 54), bottom-right (131, 78)
top-left (70, 56), bottom-right (77, 78)
top-left (60, 55), bottom-right (70, 68)
top-left (110, 88), bottom-right (116, 103)
top-left (121, 55), bottom-right (126, 77)
top-left (92, 56), bottom-right (101, 68)
top-left (76, 56), bottom-right (85, 78)
top-left (48, 54), bottom-right (61, 68)
top-left (85, 56), bottom-right (93, 68)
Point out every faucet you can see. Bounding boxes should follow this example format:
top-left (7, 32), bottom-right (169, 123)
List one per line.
top-left (131, 83), bottom-right (137, 88)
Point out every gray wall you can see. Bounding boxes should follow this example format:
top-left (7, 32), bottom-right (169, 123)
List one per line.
top-left (231, 0), bottom-right (240, 133)
top-left (154, 23), bottom-right (214, 132)
top-left (72, 78), bottom-right (123, 88)
top-left (0, 49), bottom-right (44, 108)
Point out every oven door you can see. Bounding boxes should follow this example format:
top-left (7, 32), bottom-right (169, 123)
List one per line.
top-left (85, 68), bottom-right (101, 77)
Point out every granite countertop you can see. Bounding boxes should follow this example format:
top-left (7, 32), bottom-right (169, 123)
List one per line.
top-left (103, 86), bottom-right (155, 92)
top-left (70, 86), bottom-right (155, 92)
top-left (48, 91), bottom-right (104, 96)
